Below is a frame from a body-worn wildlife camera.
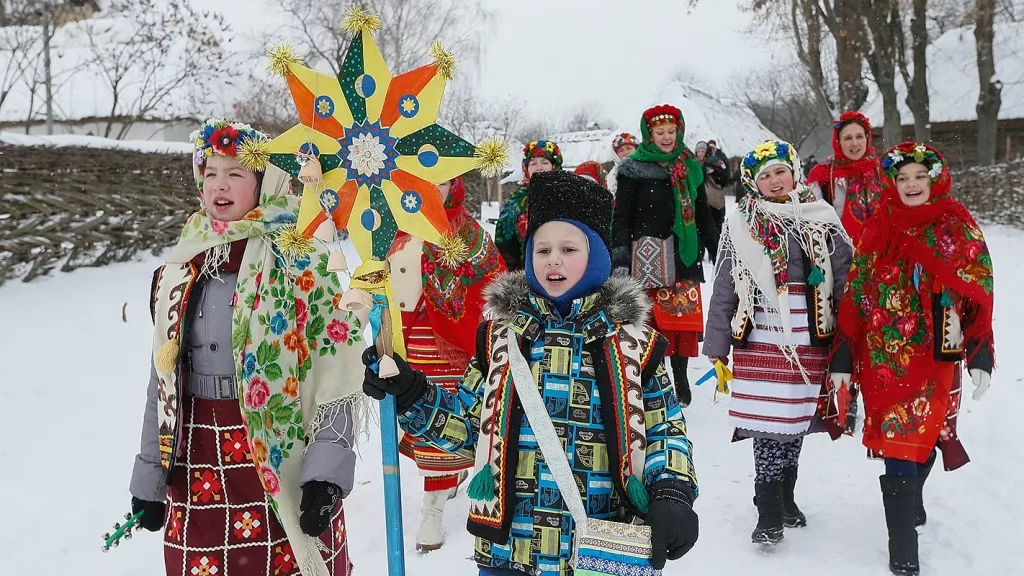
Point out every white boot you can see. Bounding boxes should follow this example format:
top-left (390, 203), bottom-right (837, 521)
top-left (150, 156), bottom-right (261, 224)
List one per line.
top-left (416, 490), bottom-right (449, 552)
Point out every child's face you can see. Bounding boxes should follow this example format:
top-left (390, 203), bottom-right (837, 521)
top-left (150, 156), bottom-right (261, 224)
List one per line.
top-left (438, 180), bottom-right (452, 203)
top-left (527, 157), bottom-right (554, 176)
top-left (652, 124), bottom-right (677, 153)
top-left (531, 221), bottom-right (590, 298)
top-left (756, 164), bottom-right (795, 197)
top-left (615, 144), bottom-right (636, 159)
top-left (201, 155), bottom-right (260, 222)
top-left (895, 163), bottom-right (931, 207)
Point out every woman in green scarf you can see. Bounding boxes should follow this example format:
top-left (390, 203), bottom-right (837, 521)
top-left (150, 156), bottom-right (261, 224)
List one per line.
top-left (612, 104), bottom-right (722, 407)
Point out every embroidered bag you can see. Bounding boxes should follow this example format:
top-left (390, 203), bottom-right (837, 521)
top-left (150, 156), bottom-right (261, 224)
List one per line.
top-left (507, 339), bottom-right (661, 576)
top-left (631, 236), bottom-right (676, 290)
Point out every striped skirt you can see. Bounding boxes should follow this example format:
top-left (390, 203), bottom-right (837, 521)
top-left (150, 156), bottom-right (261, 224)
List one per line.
top-left (399, 309), bottom-right (474, 482)
top-left (729, 284), bottom-right (829, 438)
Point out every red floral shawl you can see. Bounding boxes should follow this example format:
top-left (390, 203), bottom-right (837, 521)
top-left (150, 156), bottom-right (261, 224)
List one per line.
top-left (836, 143), bottom-right (994, 409)
top-left (807, 111), bottom-right (885, 243)
top-left (394, 178), bottom-right (506, 361)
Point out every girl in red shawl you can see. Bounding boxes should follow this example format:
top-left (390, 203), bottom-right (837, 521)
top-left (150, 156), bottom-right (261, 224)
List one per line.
top-left (388, 177), bottom-right (506, 552)
top-left (830, 143), bottom-right (994, 576)
top-left (807, 111), bottom-right (885, 243)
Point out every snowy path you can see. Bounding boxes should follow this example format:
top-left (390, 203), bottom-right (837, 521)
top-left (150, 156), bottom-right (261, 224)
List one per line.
top-left (1, 226), bottom-right (1022, 575)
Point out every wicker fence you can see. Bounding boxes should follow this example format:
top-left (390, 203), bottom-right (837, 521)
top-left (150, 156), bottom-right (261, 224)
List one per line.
top-left (0, 143), bottom-right (491, 286)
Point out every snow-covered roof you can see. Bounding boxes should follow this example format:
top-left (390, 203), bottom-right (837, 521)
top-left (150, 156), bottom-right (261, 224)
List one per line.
top-left (0, 17), bottom-right (237, 125)
top-left (861, 22), bottom-right (1024, 125)
top-left (0, 131), bottom-right (192, 153)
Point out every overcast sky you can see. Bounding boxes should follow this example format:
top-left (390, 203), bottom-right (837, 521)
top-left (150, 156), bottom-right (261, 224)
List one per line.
top-left (208, 0), bottom-right (785, 128)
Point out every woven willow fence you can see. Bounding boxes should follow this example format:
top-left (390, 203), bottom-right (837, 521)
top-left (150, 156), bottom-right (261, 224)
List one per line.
top-left (0, 143), bottom-right (490, 285)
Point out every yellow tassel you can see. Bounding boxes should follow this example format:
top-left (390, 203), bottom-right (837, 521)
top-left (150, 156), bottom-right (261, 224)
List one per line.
top-left (155, 338), bottom-right (180, 374)
top-left (436, 231), bottom-right (468, 269)
top-left (237, 137), bottom-right (271, 173)
top-left (474, 137), bottom-right (510, 178)
top-left (298, 156), bottom-right (323, 185)
top-left (266, 43), bottom-right (304, 77)
top-left (341, 6), bottom-right (382, 35)
top-left (428, 41), bottom-right (456, 81)
top-left (275, 226), bottom-right (315, 258)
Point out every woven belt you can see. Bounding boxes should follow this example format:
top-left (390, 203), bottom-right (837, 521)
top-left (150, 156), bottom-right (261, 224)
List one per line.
top-left (190, 373), bottom-right (238, 400)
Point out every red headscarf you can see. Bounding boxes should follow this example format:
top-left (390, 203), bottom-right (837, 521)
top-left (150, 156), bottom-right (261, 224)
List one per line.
top-left (807, 111), bottom-right (884, 242)
top-left (837, 143), bottom-right (994, 409)
top-left (394, 177), bottom-right (506, 361)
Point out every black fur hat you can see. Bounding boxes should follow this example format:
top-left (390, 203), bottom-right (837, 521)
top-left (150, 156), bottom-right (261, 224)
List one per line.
top-left (526, 170), bottom-right (613, 250)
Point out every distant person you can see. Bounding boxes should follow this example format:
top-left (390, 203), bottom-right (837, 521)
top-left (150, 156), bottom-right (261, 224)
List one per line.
top-left (607, 132), bottom-right (640, 195)
top-left (803, 154), bottom-right (818, 179)
top-left (831, 142), bottom-right (994, 576)
top-left (707, 139), bottom-right (729, 164)
top-left (494, 140), bottom-right (563, 270)
top-left (574, 160), bottom-right (609, 190)
top-left (613, 104), bottom-right (721, 407)
top-left (695, 140), bottom-right (729, 231)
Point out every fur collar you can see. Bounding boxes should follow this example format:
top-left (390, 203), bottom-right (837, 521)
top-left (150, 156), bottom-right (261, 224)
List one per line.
top-left (484, 271), bottom-right (650, 326)
top-left (617, 157), bottom-right (670, 180)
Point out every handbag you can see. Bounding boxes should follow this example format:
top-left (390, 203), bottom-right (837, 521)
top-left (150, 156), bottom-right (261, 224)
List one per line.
top-left (631, 236), bottom-right (675, 290)
top-left (507, 339), bottom-right (661, 576)
top-left (705, 179), bottom-right (727, 210)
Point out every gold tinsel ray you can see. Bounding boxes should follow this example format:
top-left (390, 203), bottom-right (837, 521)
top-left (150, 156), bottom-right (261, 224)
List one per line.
top-left (266, 43), bottom-right (304, 77)
top-left (474, 137), bottom-right (510, 178)
top-left (436, 232), bottom-right (468, 269)
top-left (275, 226), bottom-right (315, 259)
top-left (237, 137), bottom-right (271, 173)
top-left (341, 6), bottom-right (382, 35)
top-left (428, 41), bottom-right (456, 81)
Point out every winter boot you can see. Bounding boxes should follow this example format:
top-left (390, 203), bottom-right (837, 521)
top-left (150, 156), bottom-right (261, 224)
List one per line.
top-left (880, 475), bottom-right (921, 576)
top-left (782, 467), bottom-right (807, 528)
top-left (416, 490), bottom-right (450, 552)
top-left (915, 450), bottom-right (937, 527)
top-left (670, 356), bottom-right (692, 407)
top-left (845, 389), bottom-right (860, 434)
top-left (751, 482), bottom-right (785, 545)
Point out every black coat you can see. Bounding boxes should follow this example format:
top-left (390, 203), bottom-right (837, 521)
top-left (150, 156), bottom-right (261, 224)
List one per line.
top-left (612, 158), bottom-right (721, 283)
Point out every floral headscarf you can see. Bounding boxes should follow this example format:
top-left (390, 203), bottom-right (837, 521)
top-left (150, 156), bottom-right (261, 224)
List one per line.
top-left (522, 140), bottom-right (564, 182)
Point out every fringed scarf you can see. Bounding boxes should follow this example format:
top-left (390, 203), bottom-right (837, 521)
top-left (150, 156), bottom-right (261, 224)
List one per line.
top-left (838, 143), bottom-right (995, 409)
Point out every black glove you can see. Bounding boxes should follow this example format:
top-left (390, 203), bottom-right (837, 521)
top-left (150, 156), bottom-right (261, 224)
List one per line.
top-left (612, 246), bottom-right (631, 270)
top-left (647, 481), bottom-right (699, 569)
top-left (299, 480), bottom-right (343, 537)
top-left (131, 496), bottom-right (166, 532)
top-left (361, 346), bottom-right (429, 411)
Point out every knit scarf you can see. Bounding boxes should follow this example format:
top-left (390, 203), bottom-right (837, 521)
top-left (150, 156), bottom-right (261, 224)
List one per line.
top-left (837, 147), bottom-right (995, 409)
top-left (628, 124), bottom-right (704, 267)
top-left (420, 177), bottom-right (506, 360)
top-left (721, 185), bottom-right (849, 352)
top-left (154, 166), bottom-right (368, 576)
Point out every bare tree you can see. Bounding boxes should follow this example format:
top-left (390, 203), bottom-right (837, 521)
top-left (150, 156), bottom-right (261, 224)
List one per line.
top-left (728, 63), bottom-right (829, 150)
top-left (560, 103), bottom-right (610, 133)
top-left (861, 0), bottom-right (904, 147)
top-left (79, 0), bottom-right (234, 139)
top-left (232, 78), bottom-right (297, 138)
top-left (271, 0), bottom-right (489, 76)
top-left (975, 0), bottom-right (1002, 165)
top-left (514, 118), bottom-right (559, 145)
top-left (897, 0), bottom-right (932, 141)
top-left (438, 81), bottom-right (524, 143)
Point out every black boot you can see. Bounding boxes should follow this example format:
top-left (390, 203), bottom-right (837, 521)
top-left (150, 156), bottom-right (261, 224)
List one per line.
top-left (782, 467), bottom-right (807, 528)
top-left (880, 476), bottom-right (921, 576)
top-left (751, 482), bottom-right (785, 545)
top-left (670, 356), bottom-right (691, 407)
top-left (845, 389), bottom-right (859, 434)
top-left (915, 450), bottom-right (937, 527)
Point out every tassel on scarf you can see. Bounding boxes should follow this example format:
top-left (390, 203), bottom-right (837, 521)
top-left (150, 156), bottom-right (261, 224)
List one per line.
top-left (467, 466), bottom-right (496, 501)
top-left (807, 265), bottom-right (825, 287)
top-left (626, 476), bottom-right (650, 514)
top-left (940, 290), bottom-right (953, 307)
top-left (155, 338), bottom-right (180, 373)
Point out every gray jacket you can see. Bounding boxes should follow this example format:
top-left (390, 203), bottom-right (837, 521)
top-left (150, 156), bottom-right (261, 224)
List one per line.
top-left (703, 234), bottom-right (852, 358)
top-left (130, 272), bottom-right (357, 502)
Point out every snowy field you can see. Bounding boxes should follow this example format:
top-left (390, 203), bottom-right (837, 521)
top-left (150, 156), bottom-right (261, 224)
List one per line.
top-left (1, 225), bottom-right (1022, 575)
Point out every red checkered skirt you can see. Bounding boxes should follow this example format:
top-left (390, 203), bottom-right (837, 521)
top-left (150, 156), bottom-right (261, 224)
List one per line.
top-left (163, 396), bottom-right (351, 576)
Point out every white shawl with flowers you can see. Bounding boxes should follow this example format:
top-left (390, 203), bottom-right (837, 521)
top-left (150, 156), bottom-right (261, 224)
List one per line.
top-left (152, 165), bottom-right (367, 576)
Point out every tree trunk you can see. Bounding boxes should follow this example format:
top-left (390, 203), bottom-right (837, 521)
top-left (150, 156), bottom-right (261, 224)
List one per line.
top-left (864, 1), bottom-right (903, 148)
top-left (43, 18), bottom-right (53, 136)
top-left (975, 0), bottom-right (1001, 166)
top-left (831, 2), bottom-right (871, 111)
top-left (908, 0), bottom-right (931, 141)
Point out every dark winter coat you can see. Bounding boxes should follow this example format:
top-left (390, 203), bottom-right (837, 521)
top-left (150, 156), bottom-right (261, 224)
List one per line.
top-left (612, 158), bottom-right (722, 282)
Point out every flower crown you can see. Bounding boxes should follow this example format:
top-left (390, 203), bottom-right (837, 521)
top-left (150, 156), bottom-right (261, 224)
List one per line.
top-left (833, 111), bottom-right (872, 133)
top-left (643, 104), bottom-right (682, 130)
top-left (881, 143), bottom-right (944, 181)
top-left (612, 132), bottom-right (640, 152)
top-left (523, 140), bottom-right (564, 168)
top-left (741, 140), bottom-right (799, 194)
top-left (190, 118), bottom-right (270, 173)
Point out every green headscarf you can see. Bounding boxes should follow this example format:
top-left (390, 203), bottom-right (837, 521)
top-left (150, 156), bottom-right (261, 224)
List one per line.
top-left (628, 116), bottom-right (705, 267)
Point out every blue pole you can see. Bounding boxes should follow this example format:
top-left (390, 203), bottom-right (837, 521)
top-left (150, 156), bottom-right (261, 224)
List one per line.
top-left (368, 294), bottom-right (406, 576)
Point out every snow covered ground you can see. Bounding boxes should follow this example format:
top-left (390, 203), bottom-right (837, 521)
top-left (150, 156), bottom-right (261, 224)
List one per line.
top-left (1, 225), bottom-right (1022, 575)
